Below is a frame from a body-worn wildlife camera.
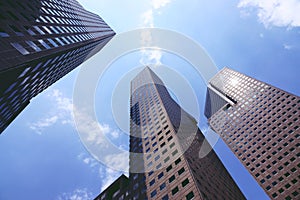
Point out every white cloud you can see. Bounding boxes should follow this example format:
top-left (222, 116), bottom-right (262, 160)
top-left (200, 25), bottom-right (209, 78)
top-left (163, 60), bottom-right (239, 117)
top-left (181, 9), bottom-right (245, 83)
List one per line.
top-left (111, 130), bottom-right (120, 139)
top-left (238, 0), bottom-right (300, 28)
top-left (138, 27), bottom-right (163, 66)
top-left (283, 43), bottom-right (292, 50)
top-left (77, 152), bottom-right (99, 169)
top-left (51, 89), bottom-right (73, 114)
top-left (141, 9), bottom-right (154, 27)
top-left (77, 152), bottom-right (127, 193)
top-left (104, 152), bottom-right (129, 172)
top-left (74, 107), bottom-right (121, 148)
top-left (151, 0), bottom-right (172, 9)
top-left (99, 168), bottom-right (123, 192)
top-left (29, 89), bottom-right (73, 134)
top-left (29, 89), bottom-right (123, 138)
top-left (139, 0), bottom-right (173, 66)
top-left (29, 116), bottom-right (58, 134)
top-left (139, 49), bottom-right (163, 66)
top-left (56, 188), bottom-right (93, 200)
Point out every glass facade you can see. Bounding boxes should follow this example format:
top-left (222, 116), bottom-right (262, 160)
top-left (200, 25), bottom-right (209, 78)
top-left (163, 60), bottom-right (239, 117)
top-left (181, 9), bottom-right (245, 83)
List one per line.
top-left (0, 0), bottom-right (115, 133)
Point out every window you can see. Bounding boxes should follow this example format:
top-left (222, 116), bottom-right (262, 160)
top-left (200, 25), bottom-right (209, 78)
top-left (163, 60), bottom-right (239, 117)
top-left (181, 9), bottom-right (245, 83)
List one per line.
top-left (34, 26), bottom-right (45, 35)
top-left (166, 130), bottom-right (171, 135)
top-left (150, 179), bottom-right (155, 186)
top-left (150, 190), bottom-right (157, 198)
top-left (155, 155), bottom-right (160, 161)
top-left (172, 187), bottom-right (179, 195)
top-left (48, 38), bottom-right (58, 47)
top-left (278, 188), bottom-right (284, 193)
top-left (162, 149), bottom-right (167, 154)
top-left (178, 167), bottom-right (185, 175)
top-left (0, 28), bottom-right (9, 37)
top-left (133, 182), bottom-right (140, 190)
top-left (112, 190), bottom-right (120, 198)
top-left (182, 178), bottom-right (189, 187)
top-left (26, 41), bottom-right (41, 52)
top-left (172, 149), bottom-right (178, 156)
top-left (166, 165), bottom-right (172, 172)
top-left (170, 142), bottom-right (175, 148)
top-left (169, 175), bottom-right (175, 183)
top-left (11, 42), bottom-right (29, 55)
top-left (18, 67), bottom-right (31, 78)
top-left (38, 39), bottom-right (51, 49)
top-left (164, 156), bottom-right (170, 163)
top-left (160, 183), bottom-right (166, 190)
top-left (156, 163), bottom-right (162, 169)
top-left (158, 172), bottom-right (164, 179)
top-left (162, 194), bottom-right (169, 200)
top-left (148, 161), bottom-right (153, 167)
top-left (43, 26), bottom-right (52, 34)
top-left (175, 158), bottom-right (181, 165)
top-left (186, 191), bottom-right (194, 200)
top-left (159, 136), bottom-right (164, 141)
top-left (55, 38), bottom-right (65, 46)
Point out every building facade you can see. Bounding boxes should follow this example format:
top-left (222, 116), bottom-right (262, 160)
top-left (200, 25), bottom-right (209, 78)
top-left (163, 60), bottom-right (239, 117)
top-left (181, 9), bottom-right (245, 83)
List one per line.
top-left (94, 174), bottom-right (130, 200)
top-left (0, 0), bottom-right (115, 133)
top-left (205, 67), bottom-right (300, 199)
top-left (124, 67), bottom-right (245, 199)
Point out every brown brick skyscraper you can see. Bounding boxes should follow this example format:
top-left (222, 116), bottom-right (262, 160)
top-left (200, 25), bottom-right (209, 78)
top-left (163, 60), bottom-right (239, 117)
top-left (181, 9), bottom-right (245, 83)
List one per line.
top-left (127, 67), bottom-right (245, 200)
top-left (205, 67), bottom-right (300, 200)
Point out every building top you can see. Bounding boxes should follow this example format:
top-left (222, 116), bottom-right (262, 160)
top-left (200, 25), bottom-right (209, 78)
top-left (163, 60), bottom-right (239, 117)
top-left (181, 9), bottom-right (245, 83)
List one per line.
top-left (94, 174), bottom-right (129, 200)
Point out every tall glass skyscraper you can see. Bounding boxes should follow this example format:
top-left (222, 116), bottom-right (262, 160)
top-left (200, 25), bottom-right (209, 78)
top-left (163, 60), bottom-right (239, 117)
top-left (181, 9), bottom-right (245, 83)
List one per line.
top-left (205, 67), bottom-right (300, 200)
top-left (0, 0), bottom-right (115, 133)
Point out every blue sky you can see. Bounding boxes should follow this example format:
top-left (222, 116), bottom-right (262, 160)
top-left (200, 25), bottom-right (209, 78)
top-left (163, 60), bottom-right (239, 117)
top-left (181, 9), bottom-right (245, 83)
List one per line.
top-left (0, 0), bottom-right (300, 199)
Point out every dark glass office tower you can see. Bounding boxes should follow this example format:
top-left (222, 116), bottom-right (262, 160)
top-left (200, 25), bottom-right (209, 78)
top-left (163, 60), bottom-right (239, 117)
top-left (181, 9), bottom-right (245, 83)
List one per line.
top-left (205, 67), bottom-right (300, 200)
top-left (94, 174), bottom-right (130, 200)
top-left (127, 67), bottom-right (245, 200)
top-left (0, 0), bottom-right (115, 134)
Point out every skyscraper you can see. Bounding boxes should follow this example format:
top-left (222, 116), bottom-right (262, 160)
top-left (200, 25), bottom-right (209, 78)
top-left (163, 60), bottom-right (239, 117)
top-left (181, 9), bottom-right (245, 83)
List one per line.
top-left (94, 174), bottom-right (130, 200)
top-left (0, 0), bottom-right (115, 134)
top-left (124, 67), bottom-right (245, 199)
top-left (205, 67), bottom-right (300, 200)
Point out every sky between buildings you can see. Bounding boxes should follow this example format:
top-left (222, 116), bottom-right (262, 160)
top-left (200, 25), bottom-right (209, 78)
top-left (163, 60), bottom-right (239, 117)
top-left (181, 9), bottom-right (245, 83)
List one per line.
top-left (0, 0), bottom-right (300, 199)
